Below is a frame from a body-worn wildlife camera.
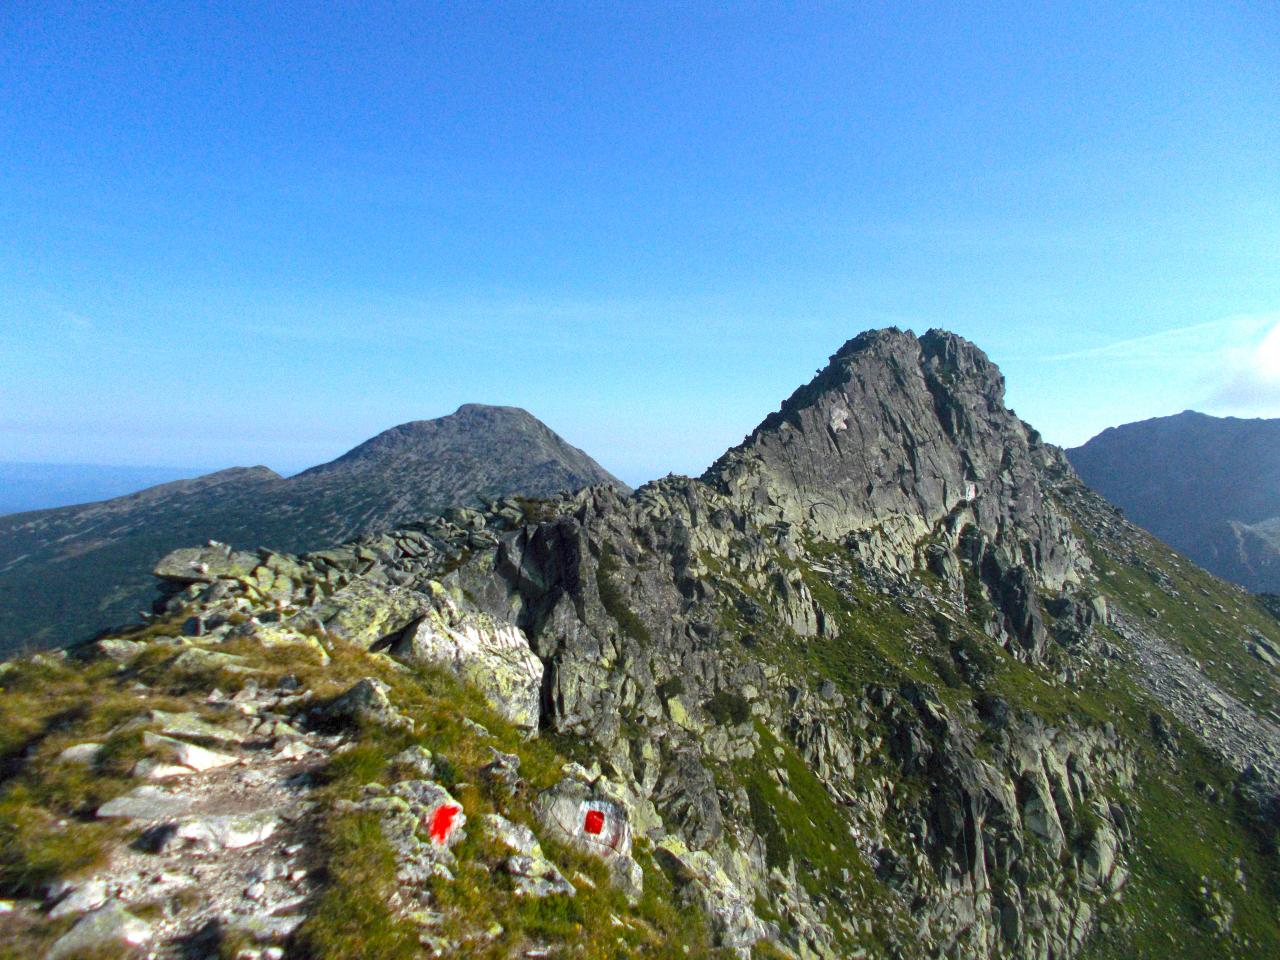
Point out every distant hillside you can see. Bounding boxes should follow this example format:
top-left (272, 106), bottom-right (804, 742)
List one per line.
top-left (0, 405), bottom-right (624, 655)
top-left (1067, 410), bottom-right (1280, 592)
top-left (0, 462), bottom-right (200, 515)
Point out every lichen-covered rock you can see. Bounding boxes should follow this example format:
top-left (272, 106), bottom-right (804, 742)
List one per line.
top-left (486, 813), bottom-right (575, 897)
top-left (314, 677), bottom-right (413, 732)
top-left (154, 544), bottom-right (259, 584)
top-left (390, 582), bottom-right (543, 728)
top-left (342, 780), bottom-right (466, 888)
top-left (316, 580), bottom-right (430, 647)
top-left (654, 836), bottom-right (774, 956)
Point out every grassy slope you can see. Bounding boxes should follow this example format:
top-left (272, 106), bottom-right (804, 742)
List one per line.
top-left (0, 617), bottom-right (727, 960)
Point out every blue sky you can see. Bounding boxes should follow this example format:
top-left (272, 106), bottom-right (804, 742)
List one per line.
top-left (2, 2), bottom-right (1278, 486)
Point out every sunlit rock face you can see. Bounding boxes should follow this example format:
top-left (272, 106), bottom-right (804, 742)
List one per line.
top-left (705, 328), bottom-right (1088, 592)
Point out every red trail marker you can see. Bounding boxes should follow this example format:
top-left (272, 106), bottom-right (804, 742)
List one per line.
top-left (429, 803), bottom-right (461, 844)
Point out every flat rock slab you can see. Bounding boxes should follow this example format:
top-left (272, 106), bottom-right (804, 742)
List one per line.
top-left (171, 810), bottom-right (281, 850)
top-left (149, 708), bottom-right (246, 744)
top-left (46, 902), bottom-right (152, 960)
top-left (143, 731), bottom-right (238, 772)
top-left (97, 786), bottom-right (198, 821)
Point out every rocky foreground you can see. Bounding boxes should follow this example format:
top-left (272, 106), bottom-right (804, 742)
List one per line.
top-left (1, 329), bottom-right (1278, 960)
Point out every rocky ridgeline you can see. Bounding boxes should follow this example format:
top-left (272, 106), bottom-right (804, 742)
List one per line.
top-left (2, 328), bottom-right (1278, 959)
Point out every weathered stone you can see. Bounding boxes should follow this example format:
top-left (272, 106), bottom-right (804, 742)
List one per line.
top-left (170, 647), bottom-right (253, 674)
top-left (147, 709), bottom-right (244, 744)
top-left (391, 584), bottom-right (543, 729)
top-left (486, 813), bottom-right (575, 897)
top-left (142, 732), bottom-right (237, 772)
top-left (46, 902), bottom-right (152, 959)
top-left (48, 878), bottom-right (108, 918)
top-left (320, 580), bottom-right (430, 648)
top-left (93, 637), bottom-right (147, 662)
top-left (56, 742), bottom-right (103, 765)
top-left (315, 677), bottom-right (413, 732)
top-left (169, 809), bottom-right (281, 850)
top-left (655, 836), bottom-right (774, 956)
top-left (392, 745), bottom-right (437, 778)
top-left (97, 785), bottom-right (197, 821)
top-left (154, 545), bottom-right (259, 584)
top-left (343, 780), bottom-right (465, 889)
top-left (533, 774), bottom-right (642, 898)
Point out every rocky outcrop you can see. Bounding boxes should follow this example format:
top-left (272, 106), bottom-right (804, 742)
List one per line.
top-left (533, 771), bottom-right (643, 898)
top-left (706, 329), bottom-right (1089, 594)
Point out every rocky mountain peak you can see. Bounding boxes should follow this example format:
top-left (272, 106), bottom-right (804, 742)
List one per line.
top-left (302, 404), bottom-right (566, 474)
top-left (704, 327), bottom-right (1084, 596)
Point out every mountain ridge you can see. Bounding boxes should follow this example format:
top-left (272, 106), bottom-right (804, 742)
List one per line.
top-left (1067, 409), bottom-right (1280, 592)
top-left (0, 405), bottom-right (624, 655)
top-left (0, 329), bottom-right (1277, 960)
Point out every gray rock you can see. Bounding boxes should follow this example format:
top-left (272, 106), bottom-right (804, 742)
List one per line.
top-left (533, 775), bottom-right (642, 898)
top-left (93, 637), bottom-right (147, 662)
top-left (96, 785), bottom-right (197, 821)
top-left (154, 545), bottom-right (259, 584)
top-left (141, 732), bottom-right (238, 772)
top-left (485, 813), bottom-right (575, 897)
top-left (342, 780), bottom-right (466, 889)
top-left (46, 902), bottom-right (152, 959)
top-left (315, 677), bottom-right (413, 732)
top-left (47, 878), bottom-right (108, 918)
top-left (157, 810), bottom-right (281, 851)
top-left (390, 586), bottom-right (544, 729)
top-left (148, 708), bottom-right (245, 744)
top-left (55, 742), bottom-right (103, 765)
top-left (392, 745), bottom-right (437, 778)
top-left (655, 837), bottom-right (774, 955)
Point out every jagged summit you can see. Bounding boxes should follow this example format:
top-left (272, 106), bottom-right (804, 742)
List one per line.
top-left (705, 327), bottom-right (1084, 593)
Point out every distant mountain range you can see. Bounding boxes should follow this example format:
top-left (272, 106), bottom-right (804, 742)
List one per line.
top-left (0, 462), bottom-right (204, 515)
top-left (1067, 410), bottom-right (1280, 593)
top-left (0, 404), bottom-right (624, 655)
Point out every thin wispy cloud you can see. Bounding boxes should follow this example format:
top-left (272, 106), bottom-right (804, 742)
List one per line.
top-left (1045, 313), bottom-right (1278, 364)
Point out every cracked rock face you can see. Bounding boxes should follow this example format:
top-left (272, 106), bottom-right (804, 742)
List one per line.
top-left (705, 328), bottom-right (1089, 593)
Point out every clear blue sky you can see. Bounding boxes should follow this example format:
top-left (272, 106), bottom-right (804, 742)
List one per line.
top-left (2, 1), bottom-right (1278, 486)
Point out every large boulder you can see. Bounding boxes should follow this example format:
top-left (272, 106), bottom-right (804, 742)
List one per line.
top-left (154, 544), bottom-right (258, 584)
top-left (391, 583), bottom-right (543, 729)
top-left (46, 902), bottom-right (152, 959)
